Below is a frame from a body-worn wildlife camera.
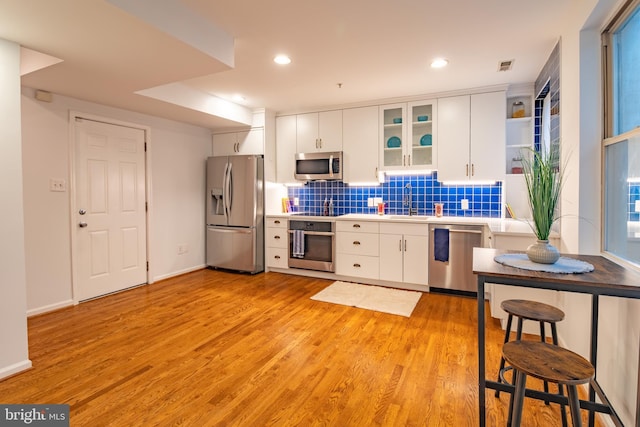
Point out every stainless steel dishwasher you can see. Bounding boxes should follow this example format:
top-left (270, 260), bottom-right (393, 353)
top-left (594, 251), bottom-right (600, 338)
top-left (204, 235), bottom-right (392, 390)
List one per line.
top-left (428, 223), bottom-right (484, 295)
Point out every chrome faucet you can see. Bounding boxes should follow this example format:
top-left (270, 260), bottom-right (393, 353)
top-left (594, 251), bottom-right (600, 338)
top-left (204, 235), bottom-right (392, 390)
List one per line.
top-left (404, 183), bottom-right (418, 216)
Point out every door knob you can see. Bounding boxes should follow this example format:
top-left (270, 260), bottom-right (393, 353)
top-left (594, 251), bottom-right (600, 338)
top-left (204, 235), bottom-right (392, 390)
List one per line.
top-left (79, 222), bottom-right (88, 228)
top-left (79, 209), bottom-right (86, 215)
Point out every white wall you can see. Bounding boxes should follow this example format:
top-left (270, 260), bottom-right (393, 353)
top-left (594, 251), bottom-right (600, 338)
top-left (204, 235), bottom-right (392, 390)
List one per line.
top-left (0, 39), bottom-right (31, 379)
top-left (21, 87), bottom-right (212, 315)
top-left (558, 1), bottom-right (640, 425)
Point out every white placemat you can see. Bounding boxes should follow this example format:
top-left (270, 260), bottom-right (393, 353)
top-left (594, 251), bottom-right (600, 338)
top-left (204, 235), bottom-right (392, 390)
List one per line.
top-left (494, 253), bottom-right (595, 274)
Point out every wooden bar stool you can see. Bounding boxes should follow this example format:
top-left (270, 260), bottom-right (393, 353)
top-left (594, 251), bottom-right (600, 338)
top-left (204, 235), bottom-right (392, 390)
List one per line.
top-left (502, 341), bottom-right (595, 427)
top-left (496, 299), bottom-right (567, 426)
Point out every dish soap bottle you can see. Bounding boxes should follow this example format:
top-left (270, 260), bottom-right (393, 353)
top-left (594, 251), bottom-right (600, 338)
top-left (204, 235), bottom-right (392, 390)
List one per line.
top-left (323, 198), bottom-right (329, 216)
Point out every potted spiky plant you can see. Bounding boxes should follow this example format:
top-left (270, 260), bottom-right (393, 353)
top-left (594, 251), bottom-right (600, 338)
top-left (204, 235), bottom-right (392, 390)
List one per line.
top-left (521, 144), bottom-right (563, 264)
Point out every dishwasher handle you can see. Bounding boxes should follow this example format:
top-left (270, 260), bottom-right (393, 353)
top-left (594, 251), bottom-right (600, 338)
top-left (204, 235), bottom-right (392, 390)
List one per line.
top-left (430, 229), bottom-right (483, 235)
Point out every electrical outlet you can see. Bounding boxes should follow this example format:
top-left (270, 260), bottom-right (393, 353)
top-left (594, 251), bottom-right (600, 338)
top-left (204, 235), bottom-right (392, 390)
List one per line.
top-left (49, 178), bottom-right (67, 192)
top-left (461, 199), bottom-right (469, 210)
top-left (374, 197), bottom-right (383, 205)
top-left (294, 197), bottom-right (299, 206)
top-left (177, 244), bottom-right (188, 254)
top-left (367, 198), bottom-right (374, 207)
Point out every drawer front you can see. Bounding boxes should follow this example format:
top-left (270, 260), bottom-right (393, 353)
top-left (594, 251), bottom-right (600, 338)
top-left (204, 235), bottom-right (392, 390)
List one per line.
top-left (337, 232), bottom-right (379, 256)
top-left (337, 254), bottom-right (379, 280)
top-left (266, 227), bottom-right (288, 248)
top-left (337, 220), bottom-right (379, 233)
top-left (266, 247), bottom-right (288, 268)
top-left (266, 217), bottom-right (287, 228)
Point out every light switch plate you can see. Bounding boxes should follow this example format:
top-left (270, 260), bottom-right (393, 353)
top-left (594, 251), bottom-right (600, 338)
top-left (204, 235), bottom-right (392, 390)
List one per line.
top-left (49, 178), bottom-right (66, 192)
top-left (635, 200), bottom-right (640, 212)
top-left (461, 199), bottom-right (469, 210)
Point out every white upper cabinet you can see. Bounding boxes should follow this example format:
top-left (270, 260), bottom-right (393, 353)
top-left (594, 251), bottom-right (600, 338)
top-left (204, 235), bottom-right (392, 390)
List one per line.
top-left (470, 91), bottom-right (506, 181)
top-left (296, 110), bottom-right (343, 152)
top-left (437, 95), bottom-right (469, 181)
top-left (276, 115), bottom-right (297, 183)
top-left (212, 128), bottom-right (264, 156)
top-left (342, 106), bottom-right (379, 184)
top-left (408, 100), bottom-right (437, 169)
top-left (380, 99), bottom-right (437, 171)
top-left (437, 91), bottom-right (505, 181)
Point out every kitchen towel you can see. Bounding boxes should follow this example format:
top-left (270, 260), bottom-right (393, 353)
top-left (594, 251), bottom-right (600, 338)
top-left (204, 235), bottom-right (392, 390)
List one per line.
top-left (292, 230), bottom-right (305, 258)
top-left (433, 228), bottom-right (449, 262)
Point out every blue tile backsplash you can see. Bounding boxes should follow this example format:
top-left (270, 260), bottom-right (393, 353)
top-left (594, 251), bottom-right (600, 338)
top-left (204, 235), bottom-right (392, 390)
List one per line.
top-left (287, 172), bottom-right (503, 217)
top-left (630, 183), bottom-right (640, 222)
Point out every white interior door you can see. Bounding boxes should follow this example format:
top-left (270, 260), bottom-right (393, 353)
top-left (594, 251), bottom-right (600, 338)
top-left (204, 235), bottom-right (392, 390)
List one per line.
top-left (74, 117), bottom-right (147, 301)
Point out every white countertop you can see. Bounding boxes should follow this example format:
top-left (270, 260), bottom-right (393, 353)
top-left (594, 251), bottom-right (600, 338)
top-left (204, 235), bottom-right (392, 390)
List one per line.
top-left (267, 213), bottom-right (547, 237)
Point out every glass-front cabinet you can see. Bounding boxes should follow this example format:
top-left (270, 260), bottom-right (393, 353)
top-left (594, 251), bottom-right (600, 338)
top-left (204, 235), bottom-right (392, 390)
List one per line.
top-left (380, 100), bottom-right (437, 171)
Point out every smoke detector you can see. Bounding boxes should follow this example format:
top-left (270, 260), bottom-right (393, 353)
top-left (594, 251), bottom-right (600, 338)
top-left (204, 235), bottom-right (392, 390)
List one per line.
top-left (498, 59), bottom-right (514, 72)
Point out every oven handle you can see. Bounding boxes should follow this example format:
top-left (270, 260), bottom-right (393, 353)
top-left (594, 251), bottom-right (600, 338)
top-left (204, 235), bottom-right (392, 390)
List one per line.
top-left (288, 230), bottom-right (335, 237)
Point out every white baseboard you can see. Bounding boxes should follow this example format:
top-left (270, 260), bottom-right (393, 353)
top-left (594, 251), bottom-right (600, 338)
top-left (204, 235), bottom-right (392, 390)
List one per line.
top-left (152, 264), bottom-right (206, 282)
top-left (0, 359), bottom-right (32, 381)
top-left (27, 299), bottom-right (74, 317)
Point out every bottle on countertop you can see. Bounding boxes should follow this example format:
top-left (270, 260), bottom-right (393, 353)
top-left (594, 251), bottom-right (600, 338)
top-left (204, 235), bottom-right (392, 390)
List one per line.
top-left (323, 197), bottom-right (329, 216)
top-left (329, 197), bottom-right (334, 216)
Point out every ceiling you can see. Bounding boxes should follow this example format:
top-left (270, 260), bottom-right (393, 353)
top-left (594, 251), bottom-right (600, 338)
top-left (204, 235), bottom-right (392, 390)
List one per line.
top-left (1, 0), bottom-right (572, 131)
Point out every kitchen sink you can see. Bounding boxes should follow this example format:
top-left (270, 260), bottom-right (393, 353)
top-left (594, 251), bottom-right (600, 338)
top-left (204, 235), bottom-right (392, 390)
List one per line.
top-left (387, 215), bottom-right (432, 221)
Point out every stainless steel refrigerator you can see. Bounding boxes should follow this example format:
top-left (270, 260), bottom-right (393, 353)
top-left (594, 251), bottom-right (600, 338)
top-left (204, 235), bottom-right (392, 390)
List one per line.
top-left (206, 155), bottom-right (264, 274)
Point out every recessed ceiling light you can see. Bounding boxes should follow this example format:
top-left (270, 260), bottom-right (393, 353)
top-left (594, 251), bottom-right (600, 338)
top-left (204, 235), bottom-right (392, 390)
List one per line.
top-left (274, 55), bottom-right (291, 65)
top-left (431, 58), bottom-right (448, 68)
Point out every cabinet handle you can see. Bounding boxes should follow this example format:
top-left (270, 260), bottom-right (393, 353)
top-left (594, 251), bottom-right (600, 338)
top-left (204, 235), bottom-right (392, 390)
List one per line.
top-left (408, 154), bottom-right (411, 165)
top-left (399, 240), bottom-right (402, 251)
top-left (274, 235), bottom-right (281, 239)
top-left (403, 155), bottom-right (406, 166)
top-left (275, 255), bottom-right (281, 259)
top-left (353, 241), bottom-right (361, 246)
top-left (375, 167), bottom-right (378, 179)
top-left (404, 239), bottom-right (407, 251)
top-left (353, 224), bottom-right (361, 228)
top-left (319, 138), bottom-right (322, 148)
top-left (472, 163), bottom-right (475, 176)
top-left (466, 164), bottom-right (469, 177)
top-left (274, 220), bottom-right (281, 224)
top-left (353, 263), bottom-right (361, 268)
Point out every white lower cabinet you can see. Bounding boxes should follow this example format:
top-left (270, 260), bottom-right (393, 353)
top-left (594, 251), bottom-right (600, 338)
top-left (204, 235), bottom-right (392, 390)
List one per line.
top-left (379, 223), bottom-right (428, 285)
top-left (266, 217), bottom-right (288, 269)
top-left (336, 220), bottom-right (379, 280)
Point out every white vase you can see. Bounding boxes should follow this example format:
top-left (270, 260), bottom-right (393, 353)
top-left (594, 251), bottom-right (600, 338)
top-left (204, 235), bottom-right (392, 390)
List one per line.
top-left (526, 240), bottom-right (560, 264)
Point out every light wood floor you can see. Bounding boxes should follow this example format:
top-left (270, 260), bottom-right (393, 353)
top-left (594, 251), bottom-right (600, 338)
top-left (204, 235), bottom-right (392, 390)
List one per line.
top-left (0, 270), bottom-right (603, 426)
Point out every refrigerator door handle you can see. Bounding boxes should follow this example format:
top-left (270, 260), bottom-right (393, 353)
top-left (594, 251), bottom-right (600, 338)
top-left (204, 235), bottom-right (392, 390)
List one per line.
top-left (226, 162), bottom-right (233, 214)
top-left (222, 162), bottom-right (230, 219)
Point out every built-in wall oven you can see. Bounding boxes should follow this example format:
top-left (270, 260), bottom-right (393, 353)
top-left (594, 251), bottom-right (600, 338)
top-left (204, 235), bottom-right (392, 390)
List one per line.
top-left (288, 219), bottom-right (336, 272)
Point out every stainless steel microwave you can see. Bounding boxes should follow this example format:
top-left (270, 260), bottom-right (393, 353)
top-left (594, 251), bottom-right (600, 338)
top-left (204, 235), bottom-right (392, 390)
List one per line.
top-left (294, 151), bottom-right (343, 181)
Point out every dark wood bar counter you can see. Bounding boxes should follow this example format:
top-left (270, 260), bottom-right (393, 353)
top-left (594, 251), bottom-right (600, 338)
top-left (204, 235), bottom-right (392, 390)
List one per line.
top-left (473, 247), bottom-right (640, 427)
